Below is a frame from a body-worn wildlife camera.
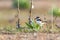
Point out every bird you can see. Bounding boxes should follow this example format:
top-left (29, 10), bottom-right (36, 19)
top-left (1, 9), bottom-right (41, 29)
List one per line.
top-left (35, 17), bottom-right (45, 27)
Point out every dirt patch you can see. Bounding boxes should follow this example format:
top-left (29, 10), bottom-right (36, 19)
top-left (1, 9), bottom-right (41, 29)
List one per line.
top-left (0, 33), bottom-right (60, 40)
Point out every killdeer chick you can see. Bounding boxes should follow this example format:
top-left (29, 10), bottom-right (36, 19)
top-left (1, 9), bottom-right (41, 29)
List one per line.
top-left (35, 17), bottom-right (45, 27)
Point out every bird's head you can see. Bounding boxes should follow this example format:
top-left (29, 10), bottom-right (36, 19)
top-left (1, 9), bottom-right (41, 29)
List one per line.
top-left (35, 17), bottom-right (42, 21)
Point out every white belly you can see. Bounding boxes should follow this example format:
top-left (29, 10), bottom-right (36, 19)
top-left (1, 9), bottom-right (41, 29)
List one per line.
top-left (36, 21), bottom-right (44, 26)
